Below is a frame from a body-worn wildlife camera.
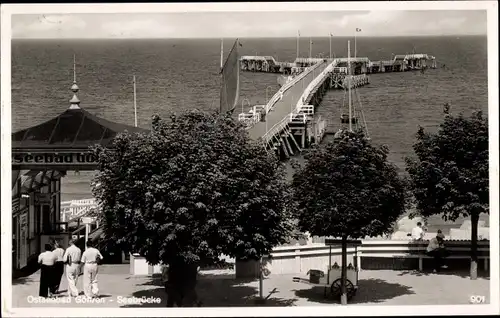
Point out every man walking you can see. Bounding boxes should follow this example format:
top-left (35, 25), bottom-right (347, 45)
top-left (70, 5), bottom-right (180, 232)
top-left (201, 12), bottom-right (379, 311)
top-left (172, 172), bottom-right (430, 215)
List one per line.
top-left (81, 240), bottom-right (103, 298)
top-left (63, 239), bottom-right (82, 297)
top-left (52, 240), bottom-right (65, 294)
top-left (38, 244), bottom-right (57, 297)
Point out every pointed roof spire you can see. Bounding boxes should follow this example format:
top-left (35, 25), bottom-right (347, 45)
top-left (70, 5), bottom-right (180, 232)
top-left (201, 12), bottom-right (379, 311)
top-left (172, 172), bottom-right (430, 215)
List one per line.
top-left (69, 54), bottom-right (81, 109)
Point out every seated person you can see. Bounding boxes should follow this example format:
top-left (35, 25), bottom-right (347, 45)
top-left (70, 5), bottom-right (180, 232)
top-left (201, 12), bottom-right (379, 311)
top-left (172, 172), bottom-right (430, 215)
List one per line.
top-left (426, 230), bottom-right (449, 273)
top-left (411, 222), bottom-right (425, 241)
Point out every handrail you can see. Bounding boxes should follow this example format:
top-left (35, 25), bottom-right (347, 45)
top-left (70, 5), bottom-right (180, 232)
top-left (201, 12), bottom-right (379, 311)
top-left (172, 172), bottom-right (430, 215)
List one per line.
top-left (261, 59), bottom-right (342, 147)
top-left (261, 61), bottom-right (329, 143)
top-left (240, 60), bottom-right (326, 130)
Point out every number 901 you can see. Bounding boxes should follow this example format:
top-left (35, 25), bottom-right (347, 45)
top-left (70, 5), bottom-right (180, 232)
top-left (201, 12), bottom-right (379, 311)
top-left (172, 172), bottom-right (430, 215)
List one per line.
top-left (470, 295), bottom-right (486, 304)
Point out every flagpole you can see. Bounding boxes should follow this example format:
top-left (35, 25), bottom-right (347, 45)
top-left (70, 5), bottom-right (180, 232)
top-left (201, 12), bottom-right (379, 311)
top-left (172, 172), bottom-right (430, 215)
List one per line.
top-left (309, 38), bottom-right (312, 61)
top-left (354, 31), bottom-right (357, 59)
top-left (348, 40), bottom-right (352, 132)
top-left (329, 33), bottom-right (332, 59)
top-left (297, 30), bottom-right (300, 59)
top-left (133, 75), bottom-right (137, 127)
top-left (220, 38), bottom-right (224, 70)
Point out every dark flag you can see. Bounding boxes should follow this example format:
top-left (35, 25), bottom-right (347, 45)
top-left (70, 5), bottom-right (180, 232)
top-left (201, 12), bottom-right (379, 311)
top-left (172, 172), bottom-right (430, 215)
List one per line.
top-left (220, 39), bottom-right (240, 114)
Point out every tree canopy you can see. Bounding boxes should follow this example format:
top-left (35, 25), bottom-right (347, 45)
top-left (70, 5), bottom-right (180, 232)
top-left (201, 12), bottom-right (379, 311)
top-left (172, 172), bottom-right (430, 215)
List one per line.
top-left (405, 110), bottom-right (488, 279)
top-left (405, 110), bottom-right (489, 221)
top-left (292, 130), bottom-right (406, 239)
top-left (91, 110), bottom-right (295, 267)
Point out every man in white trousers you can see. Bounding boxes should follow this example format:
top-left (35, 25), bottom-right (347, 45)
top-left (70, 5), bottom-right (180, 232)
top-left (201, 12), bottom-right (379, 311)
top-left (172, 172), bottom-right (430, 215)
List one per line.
top-left (62, 240), bottom-right (82, 297)
top-left (81, 240), bottom-right (104, 298)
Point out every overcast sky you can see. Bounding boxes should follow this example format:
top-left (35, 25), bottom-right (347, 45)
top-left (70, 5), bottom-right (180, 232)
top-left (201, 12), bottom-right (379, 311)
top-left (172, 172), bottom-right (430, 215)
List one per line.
top-left (11, 10), bottom-right (486, 39)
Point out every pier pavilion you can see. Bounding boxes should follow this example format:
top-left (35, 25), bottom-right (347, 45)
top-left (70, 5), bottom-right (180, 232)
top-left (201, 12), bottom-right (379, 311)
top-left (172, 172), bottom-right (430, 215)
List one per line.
top-left (11, 75), bottom-right (146, 272)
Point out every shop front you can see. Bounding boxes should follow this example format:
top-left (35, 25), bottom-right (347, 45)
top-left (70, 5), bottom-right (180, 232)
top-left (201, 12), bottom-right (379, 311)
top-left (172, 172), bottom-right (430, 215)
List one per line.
top-left (11, 76), bottom-right (146, 272)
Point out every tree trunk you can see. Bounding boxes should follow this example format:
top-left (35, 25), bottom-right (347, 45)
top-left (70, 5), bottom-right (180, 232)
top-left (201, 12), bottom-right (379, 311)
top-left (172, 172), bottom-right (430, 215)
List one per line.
top-left (166, 261), bottom-right (199, 307)
top-left (470, 212), bottom-right (479, 280)
top-left (340, 236), bottom-right (348, 305)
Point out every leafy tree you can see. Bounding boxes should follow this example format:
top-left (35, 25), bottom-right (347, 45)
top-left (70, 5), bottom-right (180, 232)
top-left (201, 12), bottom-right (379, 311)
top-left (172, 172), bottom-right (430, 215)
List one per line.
top-left (405, 110), bottom-right (488, 280)
top-left (91, 110), bottom-right (295, 304)
top-left (292, 130), bottom-right (406, 304)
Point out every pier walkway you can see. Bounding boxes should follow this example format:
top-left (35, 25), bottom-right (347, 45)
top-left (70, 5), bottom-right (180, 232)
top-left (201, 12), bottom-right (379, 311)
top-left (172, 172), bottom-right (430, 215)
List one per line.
top-left (247, 60), bottom-right (330, 141)
top-left (240, 52), bottom-right (435, 155)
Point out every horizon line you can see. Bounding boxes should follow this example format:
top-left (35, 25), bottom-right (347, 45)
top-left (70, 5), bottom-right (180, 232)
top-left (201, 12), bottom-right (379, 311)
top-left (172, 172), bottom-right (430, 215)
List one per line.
top-left (11, 34), bottom-right (487, 40)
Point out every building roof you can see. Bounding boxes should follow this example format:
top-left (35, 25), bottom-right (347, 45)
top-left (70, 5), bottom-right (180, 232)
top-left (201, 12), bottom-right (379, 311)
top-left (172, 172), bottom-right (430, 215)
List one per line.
top-left (12, 107), bottom-right (148, 150)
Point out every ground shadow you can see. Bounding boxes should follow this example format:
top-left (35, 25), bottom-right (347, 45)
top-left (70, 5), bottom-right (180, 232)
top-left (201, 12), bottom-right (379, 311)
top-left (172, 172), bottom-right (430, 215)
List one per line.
top-left (122, 276), bottom-right (296, 307)
top-left (293, 278), bottom-right (415, 304)
top-left (12, 275), bottom-right (38, 285)
top-left (397, 269), bottom-right (490, 280)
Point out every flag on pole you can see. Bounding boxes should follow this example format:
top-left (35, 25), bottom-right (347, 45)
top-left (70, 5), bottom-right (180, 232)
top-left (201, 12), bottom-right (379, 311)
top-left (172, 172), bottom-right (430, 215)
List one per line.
top-left (356, 28), bottom-right (362, 32)
top-left (220, 39), bottom-right (240, 114)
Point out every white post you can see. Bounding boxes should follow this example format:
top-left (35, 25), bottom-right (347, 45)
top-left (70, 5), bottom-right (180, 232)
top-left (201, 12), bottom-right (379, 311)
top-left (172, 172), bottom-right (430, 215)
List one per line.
top-left (133, 75), bottom-right (137, 127)
top-left (348, 40), bottom-right (352, 132)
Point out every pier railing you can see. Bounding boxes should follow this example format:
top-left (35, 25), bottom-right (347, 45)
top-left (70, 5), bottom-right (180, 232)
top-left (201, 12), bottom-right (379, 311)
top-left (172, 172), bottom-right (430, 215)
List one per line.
top-left (240, 60), bottom-right (326, 130)
top-left (264, 61), bottom-right (326, 115)
top-left (238, 106), bottom-right (262, 126)
top-left (261, 59), bottom-right (337, 146)
top-left (293, 59), bottom-right (340, 116)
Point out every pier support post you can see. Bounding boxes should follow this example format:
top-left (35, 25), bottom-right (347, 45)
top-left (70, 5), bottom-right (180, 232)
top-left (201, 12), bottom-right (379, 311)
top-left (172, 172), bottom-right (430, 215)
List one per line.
top-left (280, 138), bottom-right (290, 159)
top-left (288, 130), bottom-right (302, 153)
top-left (283, 134), bottom-right (294, 156)
top-left (301, 129), bottom-right (306, 149)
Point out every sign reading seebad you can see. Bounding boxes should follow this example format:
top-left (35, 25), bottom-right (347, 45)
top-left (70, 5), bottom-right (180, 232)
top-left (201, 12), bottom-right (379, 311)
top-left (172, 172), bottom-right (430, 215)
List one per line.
top-left (13, 153), bottom-right (98, 165)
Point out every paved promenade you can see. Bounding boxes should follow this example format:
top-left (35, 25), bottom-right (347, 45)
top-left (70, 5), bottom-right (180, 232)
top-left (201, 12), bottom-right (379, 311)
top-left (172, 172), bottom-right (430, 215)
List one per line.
top-left (10, 265), bottom-right (489, 307)
top-left (247, 62), bottom-right (330, 141)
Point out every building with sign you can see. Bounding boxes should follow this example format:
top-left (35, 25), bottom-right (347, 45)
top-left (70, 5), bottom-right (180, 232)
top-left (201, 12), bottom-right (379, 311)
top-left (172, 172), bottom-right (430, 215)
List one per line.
top-left (11, 66), bottom-right (147, 272)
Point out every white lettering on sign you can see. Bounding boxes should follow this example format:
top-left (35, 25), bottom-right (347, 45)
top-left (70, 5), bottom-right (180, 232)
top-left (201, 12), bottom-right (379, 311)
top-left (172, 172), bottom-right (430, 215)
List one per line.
top-left (12, 153), bottom-right (97, 165)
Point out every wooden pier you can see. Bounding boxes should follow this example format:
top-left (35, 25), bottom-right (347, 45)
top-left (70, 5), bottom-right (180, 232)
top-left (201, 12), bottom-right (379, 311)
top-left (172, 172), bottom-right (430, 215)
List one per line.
top-left (240, 51), bottom-right (438, 160)
top-left (240, 53), bottom-right (437, 75)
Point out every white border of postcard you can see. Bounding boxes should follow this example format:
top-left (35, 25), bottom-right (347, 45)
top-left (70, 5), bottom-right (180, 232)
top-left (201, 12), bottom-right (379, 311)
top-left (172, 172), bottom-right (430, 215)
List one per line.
top-left (1, 1), bottom-right (499, 317)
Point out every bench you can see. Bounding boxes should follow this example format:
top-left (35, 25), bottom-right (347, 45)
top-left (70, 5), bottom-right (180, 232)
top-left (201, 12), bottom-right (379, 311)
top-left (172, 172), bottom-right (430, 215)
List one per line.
top-left (359, 241), bottom-right (490, 272)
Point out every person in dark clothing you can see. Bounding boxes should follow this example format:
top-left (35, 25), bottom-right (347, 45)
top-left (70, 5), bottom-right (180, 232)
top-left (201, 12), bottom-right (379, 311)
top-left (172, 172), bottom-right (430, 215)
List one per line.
top-left (426, 230), bottom-right (449, 273)
top-left (38, 244), bottom-right (57, 297)
top-left (52, 241), bottom-right (65, 294)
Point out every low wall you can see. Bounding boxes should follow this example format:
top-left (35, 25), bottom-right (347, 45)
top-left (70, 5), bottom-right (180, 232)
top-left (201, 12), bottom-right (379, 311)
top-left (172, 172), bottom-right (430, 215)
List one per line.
top-left (129, 240), bottom-right (490, 276)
